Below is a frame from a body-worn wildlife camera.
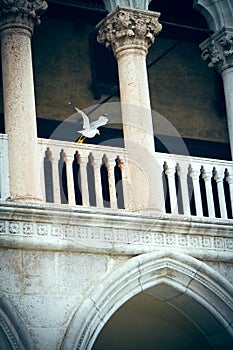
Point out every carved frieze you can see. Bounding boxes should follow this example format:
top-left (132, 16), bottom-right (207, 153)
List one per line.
top-left (97, 6), bottom-right (162, 56)
top-left (0, 0), bottom-right (48, 32)
top-left (0, 219), bottom-right (233, 256)
top-left (200, 28), bottom-right (233, 73)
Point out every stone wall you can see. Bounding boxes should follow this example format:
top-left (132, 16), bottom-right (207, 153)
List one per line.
top-left (1, 242), bottom-right (232, 349)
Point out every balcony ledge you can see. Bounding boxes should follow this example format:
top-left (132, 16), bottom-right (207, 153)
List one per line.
top-left (0, 201), bottom-right (232, 261)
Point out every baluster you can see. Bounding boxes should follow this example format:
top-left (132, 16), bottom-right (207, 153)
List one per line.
top-left (202, 167), bottom-right (215, 218)
top-left (93, 154), bottom-right (104, 208)
top-left (108, 159), bottom-right (118, 209)
top-left (0, 135), bottom-right (10, 199)
top-left (177, 163), bottom-right (190, 216)
top-left (79, 153), bottom-right (89, 207)
top-left (189, 165), bottom-right (203, 217)
top-left (214, 168), bottom-right (228, 219)
top-left (165, 162), bottom-right (178, 214)
top-left (226, 174), bottom-right (233, 217)
top-left (51, 151), bottom-right (61, 204)
top-left (40, 146), bottom-right (46, 201)
top-left (65, 153), bottom-right (76, 206)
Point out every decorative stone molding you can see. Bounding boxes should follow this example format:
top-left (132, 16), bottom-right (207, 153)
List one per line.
top-left (0, 0), bottom-right (48, 33)
top-left (97, 6), bottom-right (162, 56)
top-left (103, 0), bottom-right (152, 12)
top-left (200, 28), bottom-right (233, 73)
top-left (0, 297), bottom-right (32, 350)
top-left (0, 203), bottom-right (233, 259)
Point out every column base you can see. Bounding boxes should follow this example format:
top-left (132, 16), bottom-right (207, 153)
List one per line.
top-left (127, 206), bottom-right (164, 216)
top-left (6, 196), bottom-right (42, 204)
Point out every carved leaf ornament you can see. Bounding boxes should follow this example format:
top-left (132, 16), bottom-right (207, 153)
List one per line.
top-left (0, 0), bottom-right (48, 26)
top-left (201, 30), bottom-right (233, 73)
top-left (97, 8), bottom-right (162, 53)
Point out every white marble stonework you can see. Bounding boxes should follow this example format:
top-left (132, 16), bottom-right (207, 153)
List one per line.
top-left (0, 201), bottom-right (233, 349)
top-left (97, 7), bottom-right (164, 212)
top-left (200, 28), bottom-right (233, 156)
top-left (0, 202), bottom-right (233, 261)
top-left (0, 0), bottom-right (47, 203)
top-left (0, 1), bottom-right (233, 349)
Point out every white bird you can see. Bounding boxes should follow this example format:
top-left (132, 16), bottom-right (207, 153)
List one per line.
top-left (68, 102), bottom-right (109, 143)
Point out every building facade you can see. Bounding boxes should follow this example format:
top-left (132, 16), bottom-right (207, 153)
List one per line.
top-left (0, 0), bottom-right (233, 349)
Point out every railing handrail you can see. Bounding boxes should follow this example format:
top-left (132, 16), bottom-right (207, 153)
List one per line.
top-left (37, 137), bottom-right (128, 157)
top-left (154, 151), bottom-right (233, 168)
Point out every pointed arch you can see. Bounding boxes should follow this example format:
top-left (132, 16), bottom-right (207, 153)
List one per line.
top-left (61, 250), bottom-right (233, 350)
top-left (194, 0), bottom-right (233, 31)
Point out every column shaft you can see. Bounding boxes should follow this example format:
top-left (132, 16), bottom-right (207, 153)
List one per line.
top-left (200, 28), bottom-right (233, 158)
top-left (0, 0), bottom-right (47, 202)
top-left (1, 29), bottom-right (41, 201)
top-left (222, 67), bottom-right (233, 154)
top-left (97, 6), bottom-right (164, 212)
top-left (117, 48), bottom-right (155, 152)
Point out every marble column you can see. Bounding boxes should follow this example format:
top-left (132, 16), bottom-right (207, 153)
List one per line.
top-left (200, 28), bottom-right (233, 158)
top-left (0, 0), bottom-right (47, 202)
top-left (97, 6), bottom-right (165, 212)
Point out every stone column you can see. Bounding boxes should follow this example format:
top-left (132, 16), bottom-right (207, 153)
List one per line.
top-left (97, 6), bottom-right (165, 212)
top-left (200, 28), bottom-right (233, 158)
top-left (0, 0), bottom-right (47, 202)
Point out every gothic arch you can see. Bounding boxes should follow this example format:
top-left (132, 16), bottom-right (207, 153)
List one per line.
top-left (0, 296), bottom-right (32, 350)
top-left (61, 250), bottom-right (233, 350)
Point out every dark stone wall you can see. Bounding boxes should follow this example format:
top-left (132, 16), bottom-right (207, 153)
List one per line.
top-left (31, 13), bottom-right (228, 145)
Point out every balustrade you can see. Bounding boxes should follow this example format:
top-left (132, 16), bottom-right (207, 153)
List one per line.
top-left (38, 138), bottom-right (128, 210)
top-left (0, 134), bottom-right (232, 219)
top-left (156, 153), bottom-right (233, 219)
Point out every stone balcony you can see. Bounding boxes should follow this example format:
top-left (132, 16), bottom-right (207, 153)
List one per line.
top-left (0, 134), bottom-right (233, 261)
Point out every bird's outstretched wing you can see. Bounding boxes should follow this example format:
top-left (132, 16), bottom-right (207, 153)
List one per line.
top-left (67, 102), bottom-right (90, 129)
top-left (76, 108), bottom-right (90, 129)
top-left (91, 115), bottom-right (109, 129)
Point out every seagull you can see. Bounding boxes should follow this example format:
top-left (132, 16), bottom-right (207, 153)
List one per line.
top-left (68, 102), bottom-right (109, 143)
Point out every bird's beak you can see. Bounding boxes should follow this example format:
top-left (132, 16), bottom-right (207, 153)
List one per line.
top-left (97, 131), bottom-right (100, 135)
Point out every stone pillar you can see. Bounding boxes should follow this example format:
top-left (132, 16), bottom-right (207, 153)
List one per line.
top-left (0, 0), bottom-right (47, 202)
top-left (97, 6), bottom-right (164, 212)
top-left (200, 28), bottom-right (233, 158)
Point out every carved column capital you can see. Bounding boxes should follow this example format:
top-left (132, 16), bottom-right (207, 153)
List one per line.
top-left (0, 0), bottom-right (48, 34)
top-left (200, 28), bottom-right (233, 73)
top-left (96, 6), bottom-right (161, 57)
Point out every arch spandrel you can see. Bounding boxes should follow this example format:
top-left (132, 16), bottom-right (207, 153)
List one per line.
top-left (194, 0), bottom-right (233, 31)
top-left (61, 250), bottom-right (233, 350)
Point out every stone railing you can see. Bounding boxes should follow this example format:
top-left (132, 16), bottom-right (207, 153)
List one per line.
top-left (155, 152), bottom-right (233, 219)
top-left (38, 138), bottom-right (129, 209)
top-left (1, 134), bottom-right (232, 219)
top-left (0, 134), bottom-right (10, 200)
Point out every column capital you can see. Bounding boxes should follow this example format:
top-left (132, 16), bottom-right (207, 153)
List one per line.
top-left (200, 28), bottom-right (233, 73)
top-left (0, 0), bottom-right (47, 34)
top-left (96, 6), bottom-right (161, 57)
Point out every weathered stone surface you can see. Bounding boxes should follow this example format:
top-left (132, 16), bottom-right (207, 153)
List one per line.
top-left (97, 6), bottom-right (161, 55)
top-left (200, 28), bottom-right (233, 155)
top-left (97, 7), bottom-right (164, 212)
top-left (0, 0), bottom-right (47, 202)
top-left (200, 28), bottom-right (233, 73)
top-left (0, 249), bottom-right (22, 293)
top-left (0, 0), bottom-right (47, 32)
top-left (57, 252), bottom-right (109, 295)
top-left (8, 295), bottom-right (80, 328)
